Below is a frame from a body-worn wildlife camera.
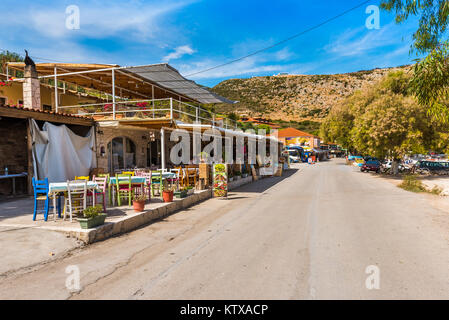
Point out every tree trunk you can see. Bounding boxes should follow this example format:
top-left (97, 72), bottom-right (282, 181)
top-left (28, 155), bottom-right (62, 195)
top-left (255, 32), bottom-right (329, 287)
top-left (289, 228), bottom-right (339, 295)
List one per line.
top-left (391, 159), bottom-right (400, 175)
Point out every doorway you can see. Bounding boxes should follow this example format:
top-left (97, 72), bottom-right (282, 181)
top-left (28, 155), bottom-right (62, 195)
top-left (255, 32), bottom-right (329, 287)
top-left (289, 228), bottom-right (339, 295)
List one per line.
top-left (107, 137), bottom-right (136, 172)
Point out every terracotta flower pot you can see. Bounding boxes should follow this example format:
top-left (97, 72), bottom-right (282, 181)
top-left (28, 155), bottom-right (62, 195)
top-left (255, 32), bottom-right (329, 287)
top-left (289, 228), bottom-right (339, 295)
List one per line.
top-left (133, 200), bottom-right (145, 212)
top-left (162, 190), bottom-right (174, 202)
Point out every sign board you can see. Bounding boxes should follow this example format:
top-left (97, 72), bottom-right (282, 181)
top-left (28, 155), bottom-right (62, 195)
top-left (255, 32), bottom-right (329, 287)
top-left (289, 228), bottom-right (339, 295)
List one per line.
top-left (213, 164), bottom-right (228, 198)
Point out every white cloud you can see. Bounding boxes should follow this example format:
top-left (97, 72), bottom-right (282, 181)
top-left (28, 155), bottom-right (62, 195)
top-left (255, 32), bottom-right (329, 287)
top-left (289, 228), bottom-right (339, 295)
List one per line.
top-left (163, 45), bottom-right (196, 62)
top-left (325, 22), bottom-right (415, 58)
top-left (3, 0), bottom-right (196, 41)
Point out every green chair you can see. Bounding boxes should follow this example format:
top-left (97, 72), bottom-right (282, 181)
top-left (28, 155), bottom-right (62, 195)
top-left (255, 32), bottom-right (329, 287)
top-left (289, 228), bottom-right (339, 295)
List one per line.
top-left (151, 170), bottom-right (163, 197)
top-left (115, 174), bottom-right (133, 206)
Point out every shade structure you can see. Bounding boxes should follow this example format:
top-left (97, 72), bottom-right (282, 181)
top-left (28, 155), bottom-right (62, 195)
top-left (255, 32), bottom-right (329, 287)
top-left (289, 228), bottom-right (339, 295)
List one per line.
top-left (7, 62), bottom-right (235, 104)
top-left (120, 64), bottom-right (236, 104)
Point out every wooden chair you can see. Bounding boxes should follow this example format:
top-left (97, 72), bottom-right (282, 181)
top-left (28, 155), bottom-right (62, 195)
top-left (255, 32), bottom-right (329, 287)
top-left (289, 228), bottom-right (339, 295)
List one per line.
top-left (64, 180), bottom-right (87, 222)
top-left (135, 171), bottom-right (152, 200)
top-left (186, 167), bottom-right (198, 187)
top-left (92, 175), bottom-right (108, 212)
top-left (115, 174), bottom-right (133, 206)
top-left (151, 170), bottom-right (163, 197)
top-left (32, 177), bottom-right (61, 221)
top-left (75, 176), bottom-right (90, 181)
top-left (169, 168), bottom-right (180, 190)
top-left (121, 171), bottom-right (135, 176)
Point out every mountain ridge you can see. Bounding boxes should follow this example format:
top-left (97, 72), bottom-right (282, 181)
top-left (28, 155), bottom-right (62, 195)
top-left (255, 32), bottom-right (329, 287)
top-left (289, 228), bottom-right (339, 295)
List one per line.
top-left (211, 65), bottom-right (411, 124)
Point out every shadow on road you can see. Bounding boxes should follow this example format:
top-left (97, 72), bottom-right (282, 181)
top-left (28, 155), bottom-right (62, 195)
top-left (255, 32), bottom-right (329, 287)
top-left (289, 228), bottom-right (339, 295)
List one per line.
top-left (230, 168), bottom-right (299, 194)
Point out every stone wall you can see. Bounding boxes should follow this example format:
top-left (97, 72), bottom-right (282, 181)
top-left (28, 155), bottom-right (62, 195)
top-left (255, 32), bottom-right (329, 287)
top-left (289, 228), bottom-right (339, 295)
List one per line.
top-left (0, 118), bottom-right (28, 195)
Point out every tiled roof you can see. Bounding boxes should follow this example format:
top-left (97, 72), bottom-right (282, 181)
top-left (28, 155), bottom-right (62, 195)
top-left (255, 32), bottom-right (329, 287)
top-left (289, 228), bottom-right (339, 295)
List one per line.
top-left (0, 104), bottom-right (91, 120)
top-left (273, 127), bottom-right (315, 138)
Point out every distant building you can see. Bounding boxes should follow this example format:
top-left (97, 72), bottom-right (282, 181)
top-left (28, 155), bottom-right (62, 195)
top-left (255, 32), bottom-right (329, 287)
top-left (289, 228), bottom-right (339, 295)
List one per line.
top-left (270, 127), bottom-right (320, 149)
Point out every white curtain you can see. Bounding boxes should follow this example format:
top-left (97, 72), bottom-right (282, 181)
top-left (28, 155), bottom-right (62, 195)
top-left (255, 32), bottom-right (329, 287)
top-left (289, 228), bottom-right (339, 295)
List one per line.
top-left (29, 119), bottom-right (96, 182)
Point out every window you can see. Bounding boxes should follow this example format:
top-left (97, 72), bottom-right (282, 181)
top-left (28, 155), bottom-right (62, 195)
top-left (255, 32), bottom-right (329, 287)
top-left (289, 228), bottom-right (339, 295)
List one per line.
top-left (43, 104), bottom-right (52, 111)
top-left (0, 97), bottom-right (6, 105)
top-left (107, 137), bottom-right (136, 172)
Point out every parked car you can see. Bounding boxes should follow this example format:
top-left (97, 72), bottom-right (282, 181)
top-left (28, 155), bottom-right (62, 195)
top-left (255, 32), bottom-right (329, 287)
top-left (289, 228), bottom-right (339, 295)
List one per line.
top-left (361, 160), bottom-right (381, 173)
top-left (413, 161), bottom-right (449, 175)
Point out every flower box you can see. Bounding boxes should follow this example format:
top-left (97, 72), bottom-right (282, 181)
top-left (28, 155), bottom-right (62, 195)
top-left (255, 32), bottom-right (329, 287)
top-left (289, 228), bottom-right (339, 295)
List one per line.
top-left (174, 190), bottom-right (188, 198)
top-left (77, 213), bottom-right (107, 229)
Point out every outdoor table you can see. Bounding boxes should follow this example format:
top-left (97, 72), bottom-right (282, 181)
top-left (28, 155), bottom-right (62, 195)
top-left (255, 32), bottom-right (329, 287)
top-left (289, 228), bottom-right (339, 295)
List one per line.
top-left (49, 181), bottom-right (99, 221)
top-left (108, 176), bottom-right (146, 206)
top-left (108, 173), bottom-right (177, 205)
top-left (0, 173), bottom-right (28, 195)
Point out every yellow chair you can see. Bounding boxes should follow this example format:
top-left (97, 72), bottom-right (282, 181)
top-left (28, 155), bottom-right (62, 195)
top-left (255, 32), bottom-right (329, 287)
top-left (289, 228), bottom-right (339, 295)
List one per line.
top-left (121, 171), bottom-right (135, 176)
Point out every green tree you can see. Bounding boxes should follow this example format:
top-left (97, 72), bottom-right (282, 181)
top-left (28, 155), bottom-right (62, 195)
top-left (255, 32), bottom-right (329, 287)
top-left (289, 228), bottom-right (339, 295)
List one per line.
top-left (321, 71), bottom-right (449, 173)
top-left (380, 0), bottom-right (449, 53)
top-left (381, 1), bottom-right (449, 118)
top-left (0, 50), bottom-right (23, 75)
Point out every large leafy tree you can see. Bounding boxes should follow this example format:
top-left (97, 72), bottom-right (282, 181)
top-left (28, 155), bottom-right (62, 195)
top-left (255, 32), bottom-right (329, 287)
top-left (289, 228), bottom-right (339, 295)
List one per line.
top-left (381, 1), bottom-right (449, 118)
top-left (321, 71), bottom-right (449, 166)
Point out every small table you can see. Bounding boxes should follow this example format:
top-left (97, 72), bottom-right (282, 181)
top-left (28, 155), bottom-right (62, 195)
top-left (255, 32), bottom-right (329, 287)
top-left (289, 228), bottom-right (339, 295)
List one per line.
top-left (108, 176), bottom-right (146, 206)
top-left (0, 173), bottom-right (28, 195)
top-left (49, 181), bottom-right (99, 221)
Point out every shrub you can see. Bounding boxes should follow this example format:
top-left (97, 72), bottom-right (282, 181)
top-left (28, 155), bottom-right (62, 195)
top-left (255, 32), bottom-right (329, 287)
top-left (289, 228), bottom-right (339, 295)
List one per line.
top-left (82, 205), bottom-right (103, 218)
top-left (398, 175), bottom-right (427, 193)
top-left (133, 194), bottom-right (147, 202)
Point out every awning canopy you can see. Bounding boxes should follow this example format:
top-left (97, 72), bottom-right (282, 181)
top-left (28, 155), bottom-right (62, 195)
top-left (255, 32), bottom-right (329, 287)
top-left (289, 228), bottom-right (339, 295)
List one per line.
top-left (7, 62), bottom-right (235, 105)
top-left (121, 64), bottom-right (236, 104)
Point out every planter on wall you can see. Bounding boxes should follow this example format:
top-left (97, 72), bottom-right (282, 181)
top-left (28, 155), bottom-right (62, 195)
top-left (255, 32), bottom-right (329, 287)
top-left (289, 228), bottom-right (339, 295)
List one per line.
top-left (78, 214), bottom-right (107, 229)
top-left (133, 200), bottom-right (145, 212)
top-left (163, 190), bottom-right (174, 202)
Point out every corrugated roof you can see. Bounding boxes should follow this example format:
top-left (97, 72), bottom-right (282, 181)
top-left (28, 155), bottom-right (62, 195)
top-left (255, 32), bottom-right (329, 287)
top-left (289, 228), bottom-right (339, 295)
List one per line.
top-left (120, 64), bottom-right (236, 104)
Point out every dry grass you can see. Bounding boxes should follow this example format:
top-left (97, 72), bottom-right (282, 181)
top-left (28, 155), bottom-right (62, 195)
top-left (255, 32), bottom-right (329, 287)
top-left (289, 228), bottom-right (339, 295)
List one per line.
top-left (398, 175), bottom-right (443, 195)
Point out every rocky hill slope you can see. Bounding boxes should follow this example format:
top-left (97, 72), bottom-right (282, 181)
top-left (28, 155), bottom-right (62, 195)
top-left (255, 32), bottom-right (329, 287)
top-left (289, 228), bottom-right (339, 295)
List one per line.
top-left (212, 66), bottom-right (410, 123)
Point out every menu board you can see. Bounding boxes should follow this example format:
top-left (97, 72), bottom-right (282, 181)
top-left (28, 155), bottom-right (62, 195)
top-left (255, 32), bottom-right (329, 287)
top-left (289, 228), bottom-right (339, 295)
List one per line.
top-left (213, 164), bottom-right (228, 198)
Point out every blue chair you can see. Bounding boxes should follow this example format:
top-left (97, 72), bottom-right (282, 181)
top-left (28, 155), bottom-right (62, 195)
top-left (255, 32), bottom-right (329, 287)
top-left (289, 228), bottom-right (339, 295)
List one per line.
top-left (32, 178), bottom-right (61, 221)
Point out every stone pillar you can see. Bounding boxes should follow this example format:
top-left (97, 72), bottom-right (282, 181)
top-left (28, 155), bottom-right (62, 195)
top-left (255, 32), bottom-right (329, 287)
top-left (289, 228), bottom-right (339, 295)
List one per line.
top-left (23, 65), bottom-right (41, 110)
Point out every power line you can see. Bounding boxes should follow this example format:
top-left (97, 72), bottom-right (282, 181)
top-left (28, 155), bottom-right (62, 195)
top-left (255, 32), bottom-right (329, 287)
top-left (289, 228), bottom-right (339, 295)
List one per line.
top-left (185, 0), bottom-right (371, 77)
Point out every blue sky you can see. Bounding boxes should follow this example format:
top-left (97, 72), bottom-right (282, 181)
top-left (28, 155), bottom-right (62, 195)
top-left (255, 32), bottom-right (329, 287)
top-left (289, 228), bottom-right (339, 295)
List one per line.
top-left (1, 0), bottom-right (421, 87)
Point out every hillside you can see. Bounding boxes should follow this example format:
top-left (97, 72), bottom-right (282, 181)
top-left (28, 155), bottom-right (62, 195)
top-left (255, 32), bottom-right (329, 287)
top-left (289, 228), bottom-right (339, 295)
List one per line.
top-left (212, 66), bottom-right (411, 125)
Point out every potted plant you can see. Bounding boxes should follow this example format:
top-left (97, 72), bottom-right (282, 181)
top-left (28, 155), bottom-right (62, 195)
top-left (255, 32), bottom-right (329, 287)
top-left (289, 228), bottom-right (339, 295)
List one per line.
top-left (184, 185), bottom-right (194, 195)
top-left (162, 186), bottom-right (175, 202)
top-left (234, 171), bottom-right (242, 180)
top-left (133, 194), bottom-right (147, 212)
top-left (174, 187), bottom-right (188, 199)
top-left (77, 205), bottom-right (107, 229)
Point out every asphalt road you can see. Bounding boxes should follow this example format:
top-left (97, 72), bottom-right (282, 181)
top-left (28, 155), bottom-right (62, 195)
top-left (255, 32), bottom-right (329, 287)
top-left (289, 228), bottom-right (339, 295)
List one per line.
top-left (2, 158), bottom-right (449, 299)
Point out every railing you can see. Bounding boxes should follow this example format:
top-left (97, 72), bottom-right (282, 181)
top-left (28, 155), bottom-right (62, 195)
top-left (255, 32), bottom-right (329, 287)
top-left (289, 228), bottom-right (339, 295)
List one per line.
top-left (57, 98), bottom-right (239, 129)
